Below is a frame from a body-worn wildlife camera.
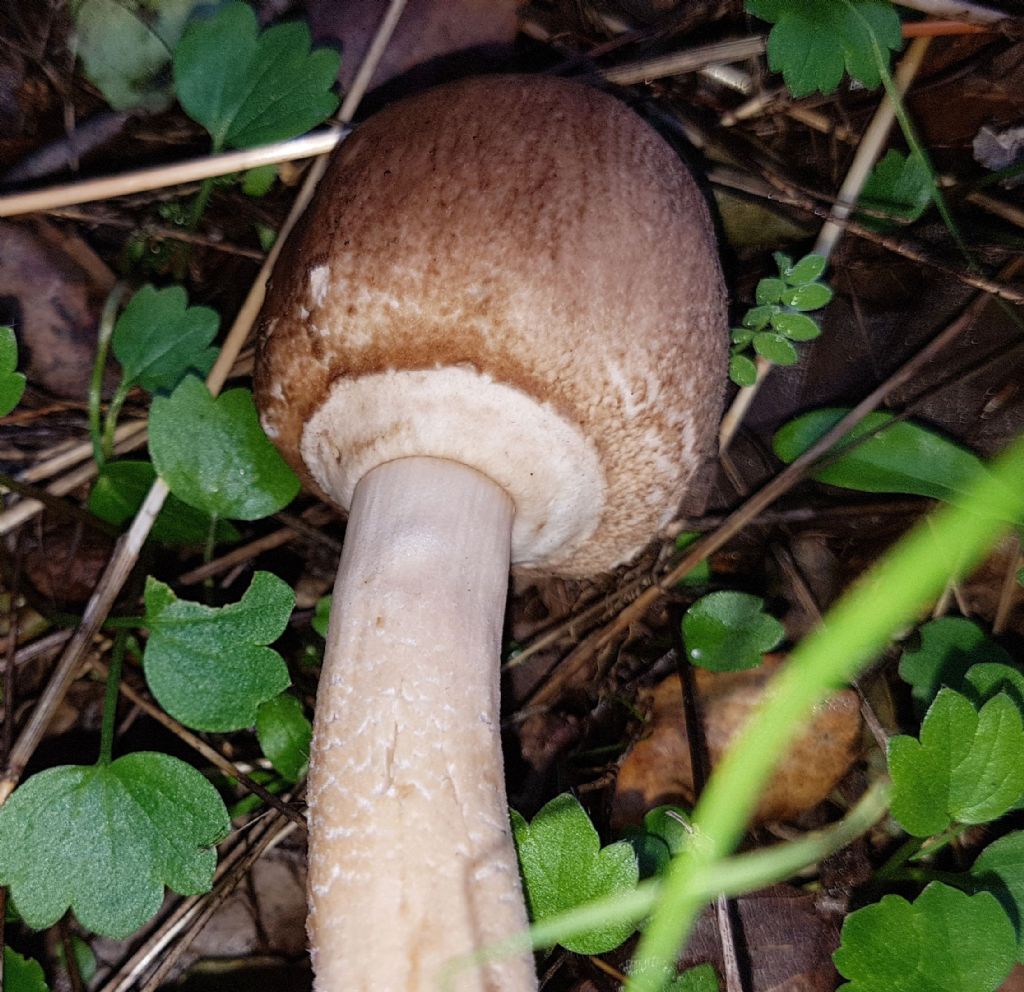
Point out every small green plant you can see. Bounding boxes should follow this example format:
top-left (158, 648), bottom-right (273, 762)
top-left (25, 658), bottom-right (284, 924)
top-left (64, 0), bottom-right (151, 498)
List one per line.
top-left (0, 325), bottom-right (26, 415)
top-left (255, 692), bottom-right (313, 783)
top-left (834, 883), bottom-right (1016, 991)
top-left (512, 794), bottom-right (639, 954)
top-left (4, 945), bottom-right (49, 992)
top-left (728, 253), bottom-right (832, 386)
top-left (859, 150), bottom-right (934, 228)
top-left (140, 572), bottom-right (294, 732)
top-left (745, 0), bottom-right (902, 97)
top-left (682, 591), bottom-right (785, 671)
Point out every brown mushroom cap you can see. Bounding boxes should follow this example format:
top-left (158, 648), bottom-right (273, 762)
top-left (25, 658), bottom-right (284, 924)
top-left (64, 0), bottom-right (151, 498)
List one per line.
top-left (255, 74), bottom-right (727, 575)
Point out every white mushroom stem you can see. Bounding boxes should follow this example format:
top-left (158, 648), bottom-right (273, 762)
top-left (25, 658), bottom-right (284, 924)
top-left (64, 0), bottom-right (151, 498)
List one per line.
top-left (309, 456), bottom-right (538, 992)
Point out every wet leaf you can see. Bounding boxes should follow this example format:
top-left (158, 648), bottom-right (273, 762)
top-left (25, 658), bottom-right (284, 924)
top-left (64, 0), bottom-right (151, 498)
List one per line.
top-left (729, 354), bottom-right (758, 387)
top-left (682, 591), bottom-right (784, 672)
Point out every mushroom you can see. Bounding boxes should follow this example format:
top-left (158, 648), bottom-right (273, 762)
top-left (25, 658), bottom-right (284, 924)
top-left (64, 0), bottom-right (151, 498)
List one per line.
top-left (255, 75), bottom-right (727, 992)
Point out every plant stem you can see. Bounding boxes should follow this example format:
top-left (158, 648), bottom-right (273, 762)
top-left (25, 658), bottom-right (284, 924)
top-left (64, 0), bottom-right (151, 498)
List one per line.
top-left (188, 178), bottom-right (216, 231)
top-left (875, 833), bottom-right (925, 879)
top-left (98, 631), bottom-right (127, 766)
top-left (100, 380), bottom-right (132, 466)
top-left (88, 283), bottom-right (127, 471)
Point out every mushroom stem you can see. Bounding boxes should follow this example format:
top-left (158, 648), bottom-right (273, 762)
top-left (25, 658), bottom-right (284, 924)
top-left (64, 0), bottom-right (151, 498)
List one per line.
top-left (309, 456), bottom-right (537, 991)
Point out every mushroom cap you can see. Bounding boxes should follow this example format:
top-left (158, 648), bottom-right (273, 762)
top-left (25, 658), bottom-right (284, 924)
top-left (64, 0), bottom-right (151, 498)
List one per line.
top-left (255, 74), bottom-right (727, 575)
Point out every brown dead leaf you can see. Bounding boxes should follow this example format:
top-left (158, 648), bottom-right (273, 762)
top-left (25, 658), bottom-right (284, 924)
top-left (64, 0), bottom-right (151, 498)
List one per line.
top-left (0, 219), bottom-right (115, 399)
top-left (612, 656), bottom-right (861, 827)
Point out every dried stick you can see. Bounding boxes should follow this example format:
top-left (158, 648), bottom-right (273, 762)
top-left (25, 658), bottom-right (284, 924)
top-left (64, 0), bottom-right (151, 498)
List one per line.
top-left (0, 131), bottom-right (343, 219)
top-left (718, 37), bottom-right (933, 453)
top-left (894, 0), bottom-right (1019, 25)
top-left (0, 0), bottom-right (409, 803)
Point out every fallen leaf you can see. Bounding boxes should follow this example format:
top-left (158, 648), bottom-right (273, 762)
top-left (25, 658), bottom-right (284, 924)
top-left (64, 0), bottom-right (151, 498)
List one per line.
top-left (612, 657), bottom-right (861, 827)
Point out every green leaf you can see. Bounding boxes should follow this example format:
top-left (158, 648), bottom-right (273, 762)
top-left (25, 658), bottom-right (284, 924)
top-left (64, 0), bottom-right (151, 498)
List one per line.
top-left (142, 572), bottom-right (294, 732)
top-left (972, 832), bottom-right (1024, 961)
top-left (149, 376), bottom-right (300, 521)
top-left (780, 282), bottom-right (833, 310)
top-left (888, 688), bottom-right (1024, 837)
top-left (89, 460), bottom-right (239, 546)
top-left (770, 311), bottom-right (822, 341)
top-left (833, 883), bottom-right (1015, 992)
top-left (0, 753), bottom-right (229, 938)
top-left (682, 591), bottom-right (784, 672)
top-left (898, 617), bottom-right (1013, 710)
top-left (667, 964), bottom-right (720, 992)
top-left (730, 327), bottom-right (755, 347)
top-left (741, 304), bottom-right (776, 330)
top-left (512, 794), bottom-right (638, 954)
top-left (5, 947), bottom-right (49, 992)
top-left (859, 150), bottom-right (933, 228)
top-left (965, 664), bottom-right (1024, 710)
top-left (745, 0), bottom-right (903, 98)
top-left (970, 827), bottom-right (1024, 958)
top-left (729, 354), bottom-right (758, 387)
top-left (255, 693), bottom-right (311, 782)
top-left (755, 277), bottom-right (786, 305)
top-left (673, 532), bottom-right (711, 586)
top-left (780, 253), bottom-right (827, 284)
top-left (0, 326), bottom-right (26, 415)
top-left (71, 0), bottom-right (201, 111)
top-left (752, 331), bottom-right (799, 365)
top-left (242, 163), bottom-right (278, 197)
top-left (173, 2), bottom-right (340, 152)
top-left (772, 410), bottom-right (1016, 516)
top-left (312, 594), bottom-right (331, 637)
top-left (112, 285), bottom-right (218, 393)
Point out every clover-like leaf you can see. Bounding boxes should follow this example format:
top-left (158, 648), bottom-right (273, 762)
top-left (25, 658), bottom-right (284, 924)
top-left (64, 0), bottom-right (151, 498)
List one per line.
top-left (0, 325), bottom-right (26, 415)
top-left (5, 946), bottom-right (49, 992)
top-left (972, 832), bottom-right (1024, 961)
top-left (752, 331), bottom-right (798, 366)
top-left (0, 753), bottom-right (229, 938)
top-left (729, 354), bottom-right (758, 387)
top-left (742, 305), bottom-right (776, 330)
top-left (860, 150), bottom-right (933, 229)
top-left (781, 282), bottom-right (833, 311)
top-left (256, 693), bottom-right (312, 782)
top-left (623, 805), bottom-right (694, 879)
top-left (899, 617), bottom-right (1013, 710)
top-left (149, 376), bottom-right (299, 521)
top-left (71, 0), bottom-right (201, 111)
top-left (142, 572), bottom-right (294, 732)
top-left (770, 311), bottom-right (821, 341)
top-left (779, 253), bottom-right (827, 284)
top-left (89, 460), bottom-right (239, 546)
top-left (888, 688), bottom-right (1024, 837)
top-left (755, 277), bottom-right (786, 305)
top-left (173, 2), bottom-right (340, 152)
top-left (833, 883), bottom-right (1015, 992)
top-left (512, 794), bottom-right (638, 954)
top-left (745, 0), bottom-right (903, 98)
top-left (682, 591), bottom-right (784, 672)
top-left (772, 410), bottom-right (1018, 520)
top-left (112, 284), bottom-right (218, 393)
top-left (964, 663), bottom-right (1024, 710)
